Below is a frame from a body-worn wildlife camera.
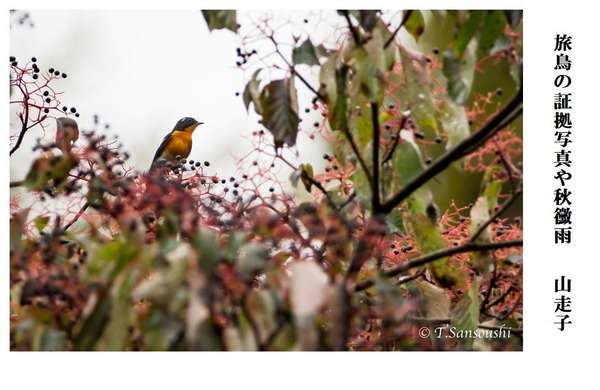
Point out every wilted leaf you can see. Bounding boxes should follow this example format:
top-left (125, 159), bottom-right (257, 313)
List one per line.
top-left (299, 163), bottom-right (314, 192)
top-left (10, 207), bottom-right (30, 253)
top-left (201, 10), bottom-right (237, 32)
top-left (292, 38), bottom-right (319, 66)
top-left (243, 69), bottom-right (262, 114)
top-left (417, 280), bottom-right (450, 319)
top-left (260, 78), bottom-right (300, 149)
top-left (403, 10), bottom-right (425, 41)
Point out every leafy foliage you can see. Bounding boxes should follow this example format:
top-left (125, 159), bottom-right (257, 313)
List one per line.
top-left (10, 10), bottom-right (523, 351)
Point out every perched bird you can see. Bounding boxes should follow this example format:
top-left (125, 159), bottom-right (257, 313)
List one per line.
top-left (150, 117), bottom-right (202, 170)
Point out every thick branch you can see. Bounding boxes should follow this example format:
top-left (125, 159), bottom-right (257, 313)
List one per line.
top-left (379, 87), bottom-right (523, 215)
top-left (355, 239), bottom-right (523, 291)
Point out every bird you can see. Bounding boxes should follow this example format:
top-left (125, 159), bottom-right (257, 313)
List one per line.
top-left (150, 117), bottom-right (203, 170)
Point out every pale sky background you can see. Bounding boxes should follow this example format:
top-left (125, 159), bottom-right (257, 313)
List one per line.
top-left (5, 2), bottom-right (600, 389)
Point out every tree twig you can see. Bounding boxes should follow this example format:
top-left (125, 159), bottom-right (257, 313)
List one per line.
top-left (355, 239), bottom-right (523, 291)
top-left (340, 10), bottom-right (361, 45)
top-left (384, 10), bottom-right (413, 49)
top-left (63, 201), bottom-right (90, 231)
top-left (10, 180), bottom-right (24, 188)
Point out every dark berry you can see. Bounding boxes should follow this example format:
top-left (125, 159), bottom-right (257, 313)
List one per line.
top-left (305, 108), bottom-right (310, 113)
top-left (313, 122), bottom-right (319, 127)
top-left (75, 113), bottom-right (80, 117)
top-left (45, 97), bottom-right (51, 103)
top-left (70, 107), bottom-right (76, 113)
top-left (11, 61), bottom-right (17, 67)
top-left (425, 157), bottom-right (432, 165)
top-left (62, 106), bottom-right (68, 111)
top-left (496, 88), bottom-right (503, 96)
top-left (269, 187), bottom-right (275, 192)
top-left (49, 68), bottom-right (54, 73)
top-left (44, 108), bottom-right (49, 113)
top-left (43, 91), bottom-right (49, 96)
top-left (32, 74), bottom-right (38, 80)
top-left (203, 161), bottom-right (210, 166)
top-left (221, 179), bottom-right (226, 184)
top-left (434, 136), bottom-right (442, 143)
top-left (31, 57), bottom-right (37, 62)
top-left (62, 73), bottom-right (67, 78)
top-left (9, 56), bottom-right (15, 62)
top-left (432, 47), bottom-right (440, 54)
top-left (414, 131), bottom-right (425, 139)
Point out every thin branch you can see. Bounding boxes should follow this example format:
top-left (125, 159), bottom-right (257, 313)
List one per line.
top-left (355, 239), bottom-right (523, 291)
top-left (382, 115), bottom-right (408, 164)
top-left (492, 136), bottom-right (520, 194)
top-left (63, 201), bottom-right (90, 231)
top-left (342, 126), bottom-right (373, 190)
top-left (10, 180), bottom-right (24, 188)
top-left (10, 104), bottom-right (29, 156)
top-left (384, 10), bottom-right (413, 49)
top-left (371, 102), bottom-right (381, 212)
top-left (379, 87), bottom-right (523, 215)
top-left (267, 35), bottom-right (325, 102)
top-left (340, 10), bottom-right (361, 45)
top-left (470, 189), bottom-right (522, 242)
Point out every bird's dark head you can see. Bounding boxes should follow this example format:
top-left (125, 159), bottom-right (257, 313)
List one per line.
top-left (173, 117), bottom-right (203, 132)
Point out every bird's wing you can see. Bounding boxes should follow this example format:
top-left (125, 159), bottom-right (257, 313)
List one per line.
top-left (151, 131), bottom-right (174, 166)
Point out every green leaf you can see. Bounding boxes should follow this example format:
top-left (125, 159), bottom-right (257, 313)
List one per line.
top-left (201, 10), bottom-right (237, 32)
top-left (348, 27), bottom-right (386, 102)
top-left (442, 50), bottom-right (470, 105)
top-left (34, 216), bottom-right (50, 233)
top-left (292, 38), bottom-right (319, 66)
top-left (454, 10), bottom-right (485, 58)
top-left (393, 133), bottom-right (423, 186)
top-left (237, 243), bottom-right (267, 278)
top-left (417, 280), bottom-right (450, 319)
top-left (439, 98), bottom-right (470, 150)
top-left (243, 69), bottom-right (262, 114)
top-left (399, 45), bottom-right (437, 132)
top-left (74, 289), bottom-right (112, 350)
top-left (404, 10), bottom-right (425, 42)
top-left (260, 77), bottom-right (300, 149)
top-left (191, 228), bottom-right (221, 274)
top-left (451, 279), bottom-right (480, 348)
top-left (385, 208), bottom-right (406, 236)
top-left (477, 11), bottom-right (506, 57)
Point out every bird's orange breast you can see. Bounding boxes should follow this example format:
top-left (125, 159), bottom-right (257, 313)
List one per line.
top-left (163, 131), bottom-right (192, 161)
